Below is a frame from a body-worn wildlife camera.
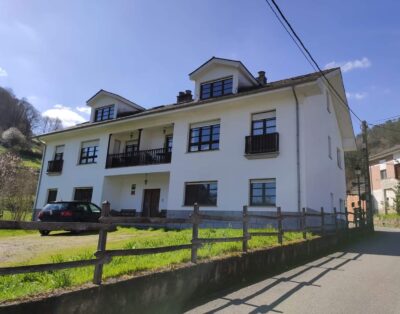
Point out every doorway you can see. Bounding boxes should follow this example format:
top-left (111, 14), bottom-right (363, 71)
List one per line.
top-left (142, 189), bottom-right (161, 217)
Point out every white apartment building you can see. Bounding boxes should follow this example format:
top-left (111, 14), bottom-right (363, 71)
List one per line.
top-left (34, 57), bottom-right (356, 221)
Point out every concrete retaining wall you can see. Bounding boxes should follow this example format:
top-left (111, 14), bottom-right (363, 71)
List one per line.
top-left (0, 230), bottom-right (363, 314)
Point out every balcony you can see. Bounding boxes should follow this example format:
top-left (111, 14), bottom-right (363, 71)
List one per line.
top-left (245, 133), bottom-right (279, 158)
top-left (47, 160), bottom-right (63, 174)
top-left (106, 148), bottom-right (171, 168)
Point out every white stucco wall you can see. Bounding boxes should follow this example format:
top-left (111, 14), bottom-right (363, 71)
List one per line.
top-left (36, 80), bottom-right (351, 214)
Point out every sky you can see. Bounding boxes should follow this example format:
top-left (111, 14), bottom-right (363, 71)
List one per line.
top-left (0, 0), bottom-right (399, 132)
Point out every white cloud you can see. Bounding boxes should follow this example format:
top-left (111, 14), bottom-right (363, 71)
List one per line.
top-left (325, 57), bottom-right (371, 73)
top-left (42, 104), bottom-right (86, 127)
top-left (0, 66), bottom-right (8, 77)
top-left (346, 92), bottom-right (367, 100)
top-left (76, 106), bottom-right (91, 115)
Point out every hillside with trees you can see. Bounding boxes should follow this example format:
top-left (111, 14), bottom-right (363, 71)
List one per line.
top-left (345, 118), bottom-right (400, 191)
top-left (0, 86), bottom-right (63, 220)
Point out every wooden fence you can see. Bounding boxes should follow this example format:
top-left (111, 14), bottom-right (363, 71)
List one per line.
top-left (0, 202), bottom-right (363, 284)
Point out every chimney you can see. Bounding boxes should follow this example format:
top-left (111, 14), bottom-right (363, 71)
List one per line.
top-left (257, 71), bottom-right (267, 85)
top-left (176, 90), bottom-right (193, 104)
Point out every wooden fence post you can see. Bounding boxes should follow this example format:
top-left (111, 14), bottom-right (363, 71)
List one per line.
top-left (277, 207), bottom-right (283, 245)
top-left (191, 203), bottom-right (199, 263)
top-left (93, 201), bottom-right (110, 285)
top-left (344, 206), bottom-right (349, 230)
top-left (242, 205), bottom-right (249, 253)
top-left (302, 207), bottom-right (307, 240)
top-left (320, 207), bottom-right (325, 236)
top-left (333, 207), bottom-right (338, 234)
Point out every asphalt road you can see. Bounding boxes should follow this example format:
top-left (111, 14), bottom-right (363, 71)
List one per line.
top-left (186, 227), bottom-right (400, 314)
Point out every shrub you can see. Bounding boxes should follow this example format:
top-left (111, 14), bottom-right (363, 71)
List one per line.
top-left (1, 127), bottom-right (27, 149)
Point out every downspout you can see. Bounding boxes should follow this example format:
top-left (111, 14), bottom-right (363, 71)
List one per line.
top-left (32, 139), bottom-right (46, 221)
top-left (291, 86), bottom-right (301, 214)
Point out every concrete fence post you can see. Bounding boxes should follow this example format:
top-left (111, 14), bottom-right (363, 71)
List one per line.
top-left (302, 207), bottom-right (307, 240)
top-left (93, 200), bottom-right (110, 285)
top-left (321, 207), bottom-right (325, 236)
top-left (191, 203), bottom-right (199, 263)
top-left (277, 207), bottom-right (283, 245)
top-left (242, 205), bottom-right (249, 253)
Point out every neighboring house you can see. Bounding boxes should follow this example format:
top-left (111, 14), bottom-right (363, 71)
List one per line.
top-left (34, 57), bottom-right (356, 221)
top-left (369, 145), bottom-right (400, 213)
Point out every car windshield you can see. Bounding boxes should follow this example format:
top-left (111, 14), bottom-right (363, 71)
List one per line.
top-left (43, 203), bottom-right (70, 211)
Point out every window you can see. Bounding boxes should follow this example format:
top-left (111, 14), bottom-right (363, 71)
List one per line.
top-left (165, 135), bottom-right (173, 153)
top-left (337, 148), bottom-right (342, 168)
top-left (125, 140), bottom-right (139, 154)
top-left (395, 164), bottom-right (400, 180)
top-left (184, 181), bottom-right (218, 206)
top-left (326, 91), bottom-right (331, 113)
top-left (328, 136), bottom-right (332, 159)
top-left (79, 140), bottom-right (99, 164)
top-left (250, 179), bottom-right (276, 206)
top-left (47, 189), bottom-right (57, 203)
top-left (73, 187), bottom-right (93, 202)
top-left (200, 77), bottom-right (233, 100)
top-left (251, 111), bottom-right (276, 135)
top-left (89, 204), bottom-right (101, 213)
top-left (188, 121), bottom-right (220, 152)
top-left (54, 145), bottom-right (64, 160)
top-left (380, 169), bottom-right (387, 180)
top-left (94, 105), bottom-right (115, 122)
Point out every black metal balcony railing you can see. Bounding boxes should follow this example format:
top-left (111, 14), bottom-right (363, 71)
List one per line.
top-left (245, 133), bottom-right (279, 155)
top-left (47, 160), bottom-right (64, 173)
top-left (106, 148), bottom-right (172, 168)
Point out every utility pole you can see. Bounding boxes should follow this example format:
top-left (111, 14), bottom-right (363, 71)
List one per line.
top-left (361, 121), bottom-right (374, 231)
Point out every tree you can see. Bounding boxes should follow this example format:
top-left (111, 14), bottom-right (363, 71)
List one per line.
top-left (0, 152), bottom-right (37, 221)
top-left (40, 116), bottom-right (63, 134)
top-left (1, 127), bottom-right (27, 149)
top-left (393, 183), bottom-right (400, 215)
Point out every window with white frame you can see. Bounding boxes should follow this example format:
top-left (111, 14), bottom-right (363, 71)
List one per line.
top-left (328, 136), bottom-right (332, 159)
top-left (337, 148), bottom-right (342, 169)
top-left (94, 105), bottom-right (115, 122)
top-left (251, 111), bottom-right (276, 135)
top-left (250, 179), bottom-right (276, 206)
top-left (326, 91), bottom-right (331, 113)
top-left (188, 120), bottom-right (220, 152)
top-left (47, 189), bottom-right (58, 204)
top-left (79, 140), bottom-right (99, 164)
top-left (184, 181), bottom-right (218, 206)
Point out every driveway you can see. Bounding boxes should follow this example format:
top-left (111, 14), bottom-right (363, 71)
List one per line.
top-left (186, 227), bottom-right (400, 314)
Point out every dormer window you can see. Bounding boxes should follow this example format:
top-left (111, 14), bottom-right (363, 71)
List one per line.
top-left (94, 105), bottom-right (115, 122)
top-left (200, 77), bottom-right (233, 100)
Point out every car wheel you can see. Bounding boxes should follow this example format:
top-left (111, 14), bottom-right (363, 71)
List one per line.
top-left (39, 230), bottom-right (50, 236)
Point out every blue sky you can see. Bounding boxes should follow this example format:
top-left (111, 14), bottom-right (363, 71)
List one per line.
top-left (0, 0), bottom-right (399, 132)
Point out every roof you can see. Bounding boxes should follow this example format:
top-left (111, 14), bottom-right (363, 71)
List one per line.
top-left (189, 57), bottom-right (259, 85)
top-left (369, 144), bottom-right (400, 162)
top-left (36, 67), bottom-right (340, 139)
top-left (86, 89), bottom-right (145, 111)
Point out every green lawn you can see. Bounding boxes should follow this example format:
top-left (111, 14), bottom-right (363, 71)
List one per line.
top-left (375, 213), bottom-right (400, 219)
top-left (0, 144), bottom-right (42, 170)
top-left (0, 227), bottom-right (311, 303)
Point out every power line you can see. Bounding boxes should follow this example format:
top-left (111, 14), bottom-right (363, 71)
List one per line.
top-left (265, 0), bottom-right (363, 124)
top-left (372, 114), bottom-right (400, 123)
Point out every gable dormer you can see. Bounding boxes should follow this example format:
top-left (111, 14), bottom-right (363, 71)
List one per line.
top-left (189, 57), bottom-right (259, 101)
top-left (86, 90), bottom-right (145, 123)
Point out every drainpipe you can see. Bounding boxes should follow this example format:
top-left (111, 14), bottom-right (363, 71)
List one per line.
top-left (32, 138), bottom-right (46, 221)
top-left (291, 86), bottom-right (301, 214)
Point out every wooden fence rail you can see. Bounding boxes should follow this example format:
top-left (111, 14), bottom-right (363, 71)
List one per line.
top-left (0, 202), bottom-right (365, 284)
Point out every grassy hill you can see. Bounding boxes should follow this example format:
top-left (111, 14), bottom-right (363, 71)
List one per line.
top-left (0, 142), bottom-right (42, 170)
